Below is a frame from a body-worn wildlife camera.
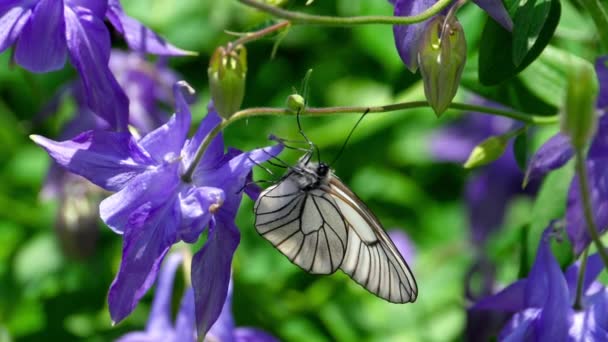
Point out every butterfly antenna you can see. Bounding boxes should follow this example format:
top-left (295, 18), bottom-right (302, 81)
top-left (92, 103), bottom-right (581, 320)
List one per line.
top-left (329, 108), bottom-right (370, 167)
top-left (295, 69), bottom-right (319, 164)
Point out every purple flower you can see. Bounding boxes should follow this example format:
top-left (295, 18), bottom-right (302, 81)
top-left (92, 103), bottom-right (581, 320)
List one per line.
top-left (525, 56), bottom-right (608, 254)
top-left (472, 227), bottom-right (608, 340)
top-left (30, 82), bottom-right (283, 338)
top-left (430, 99), bottom-right (531, 245)
top-left (389, 0), bottom-right (512, 71)
top-left (388, 229), bottom-right (416, 264)
top-left (0, 0), bottom-right (190, 131)
top-left (117, 253), bottom-right (197, 342)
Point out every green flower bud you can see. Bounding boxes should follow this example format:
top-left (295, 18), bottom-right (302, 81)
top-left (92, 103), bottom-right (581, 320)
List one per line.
top-left (463, 135), bottom-right (509, 169)
top-left (418, 16), bottom-right (467, 117)
top-left (208, 45), bottom-right (247, 119)
top-left (561, 62), bottom-right (599, 149)
top-left (286, 94), bottom-right (306, 113)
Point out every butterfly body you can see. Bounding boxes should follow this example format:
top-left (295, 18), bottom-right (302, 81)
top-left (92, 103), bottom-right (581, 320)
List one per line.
top-left (254, 158), bottom-right (418, 303)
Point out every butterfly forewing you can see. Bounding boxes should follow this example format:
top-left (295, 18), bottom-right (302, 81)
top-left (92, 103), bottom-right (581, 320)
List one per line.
top-left (326, 176), bottom-right (418, 303)
top-left (254, 175), bottom-right (348, 274)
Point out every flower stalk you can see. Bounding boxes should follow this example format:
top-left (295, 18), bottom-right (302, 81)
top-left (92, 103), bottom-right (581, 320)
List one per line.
top-left (237, 0), bottom-right (453, 26)
top-left (573, 247), bottom-right (589, 310)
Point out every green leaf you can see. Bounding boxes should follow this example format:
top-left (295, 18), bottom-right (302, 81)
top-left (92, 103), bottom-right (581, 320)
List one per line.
top-left (513, 129), bottom-right (528, 171)
top-left (478, 0), bottom-right (561, 85)
top-left (512, 0), bottom-right (553, 66)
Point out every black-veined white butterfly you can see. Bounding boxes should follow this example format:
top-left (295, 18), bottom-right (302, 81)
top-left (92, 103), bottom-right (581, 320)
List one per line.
top-left (253, 107), bottom-right (418, 303)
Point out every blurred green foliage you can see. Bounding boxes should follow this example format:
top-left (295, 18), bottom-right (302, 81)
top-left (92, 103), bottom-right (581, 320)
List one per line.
top-left (0, 0), bottom-right (600, 341)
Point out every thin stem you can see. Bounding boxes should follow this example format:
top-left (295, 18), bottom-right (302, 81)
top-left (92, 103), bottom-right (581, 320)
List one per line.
top-left (238, 0), bottom-right (453, 26)
top-left (573, 247), bottom-right (589, 310)
top-left (579, 0), bottom-right (608, 52)
top-left (575, 148), bottom-right (608, 269)
top-left (181, 100), bottom-right (557, 181)
top-left (230, 21), bottom-right (290, 47)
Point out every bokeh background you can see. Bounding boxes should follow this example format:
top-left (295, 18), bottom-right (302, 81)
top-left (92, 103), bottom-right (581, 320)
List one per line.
top-left (0, 0), bottom-right (598, 341)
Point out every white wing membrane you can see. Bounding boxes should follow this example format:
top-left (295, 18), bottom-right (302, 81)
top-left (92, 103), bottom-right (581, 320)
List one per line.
top-left (254, 171), bottom-right (417, 303)
top-left (255, 177), bottom-right (347, 274)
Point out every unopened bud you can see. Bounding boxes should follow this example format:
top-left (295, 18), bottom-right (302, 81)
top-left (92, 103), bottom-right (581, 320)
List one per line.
top-left (561, 63), bottom-right (599, 149)
top-left (208, 45), bottom-right (247, 119)
top-left (418, 16), bottom-right (467, 117)
top-left (464, 136), bottom-right (508, 169)
top-left (286, 94), bottom-right (306, 113)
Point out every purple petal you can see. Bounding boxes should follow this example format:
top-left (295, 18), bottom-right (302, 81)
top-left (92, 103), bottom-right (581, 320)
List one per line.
top-left (183, 105), bottom-right (224, 171)
top-left (64, 6), bottom-right (129, 131)
top-left (147, 253), bottom-right (182, 333)
top-left (14, 0), bottom-right (67, 72)
top-left (524, 133), bottom-right (574, 185)
top-left (565, 253), bottom-right (605, 302)
top-left (65, 0), bottom-right (107, 16)
top-left (138, 82), bottom-right (193, 162)
top-left (499, 309), bottom-right (540, 341)
top-left (191, 213), bottom-right (240, 339)
top-left (174, 288), bottom-right (197, 342)
top-left (392, 0), bottom-right (444, 72)
top-left (588, 115), bottom-right (608, 160)
top-left (100, 163), bottom-right (179, 234)
top-left (596, 56), bottom-right (608, 111)
top-left (524, 228), bottom-right (563, 307)
top-left (207, 279), bottom-right (236, 342)
top-left (115, 331), bottom-right (159, 342)
top-left (472, 279), bottom-right (527, 312)
top-left (388, 230), bottom-right (416, 264)
top-left (472, 0), bottom-right (513, 31)
top-left (106, 0), bottom-right (193, 56)
top-left (566, 159), bottom-right (608, 254)
top-left (178, 186), bottom-right (225, 243)
top-left (234, 328), bottom-right (279, 342)
top-left (108, 199), bottom-right (180, 324)
top-left (30, 131), bottom-right (152, 192)
top-left (0, 2), bottom-right (32, 53)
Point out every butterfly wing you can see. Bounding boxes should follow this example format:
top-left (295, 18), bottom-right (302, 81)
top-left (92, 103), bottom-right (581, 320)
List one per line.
top-left (254, 175), bottom-right (348, 274)
top-left (326, 176), bottom-right (418, 303)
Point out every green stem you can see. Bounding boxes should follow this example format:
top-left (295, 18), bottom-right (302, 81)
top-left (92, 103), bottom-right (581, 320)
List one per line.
top-left (238, 0), bottom-right (453, 26)
top-left (181, 101), bottom-right (557, 182)
top-left (230, 21), bottom-right (290, 47)
top-left (575, 148), bottom-right (608, 269)
top-left (579, 0), bottom-right (608, 52)
top-left (573, 247), bottom-right (589, 310)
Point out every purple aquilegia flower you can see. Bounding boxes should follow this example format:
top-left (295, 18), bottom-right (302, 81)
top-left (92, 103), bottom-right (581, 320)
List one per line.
top-left (30, 82), bottom-right (283, 338)
top-left (472, 226), bottom-right (608, 340)
top-left (525, 56), bottom-right (608, 255)
top-left (389, 0), bottom-right (512, 71)
top-left (117, 253), bottom-right (196, 342)
top-left (0, 0), bottom-right (190, 131)
top-left (430, 100), bottom-right (532, 246)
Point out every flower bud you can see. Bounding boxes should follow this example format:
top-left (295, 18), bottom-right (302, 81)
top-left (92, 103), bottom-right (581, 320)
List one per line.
top-left (286, 94), bottom-right (306, 113)
top-left (464, 135), bottom-right (508, 169)
top-left (561, 62), bottom-right (599, 149)
top-left (417, 16), bottom-right (467, 117)
top-left (208, 45), bottom-right (247, 119)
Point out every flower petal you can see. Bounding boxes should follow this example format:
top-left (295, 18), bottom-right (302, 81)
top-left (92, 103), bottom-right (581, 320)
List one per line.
top-left (115, 331), bottom-right (159, 342)
top-left (472, 279), bottom-right (527, 312)
top-left (183, 104), bottom-right (224, 171)
top-left (0, 2), bottom-right (32, 53)
top-left (65, 0), bottom-right (107, 16)
top-left (100, 163), bottom-right (179, 234)
top-left (138, 82), bottom-right (193, 162)
top-left (191, 213), bottom-right (240, 339)
top-left (524, 133), bottom-right (574, 185)
top-left (234, 328), bottom-right (279, 342)
top-left (499, 308), bottom-right (540, 341)
top-left (174, 288), bottom-right (197, 342)
top-left (14, 0), bottom-right (67, 72)
top-left (207, 280), bottom-right (236, 342)
top-left (178, 186), bottom-right (225, 243)
top-left (146, 253), bottom-right (182, 333)
top-left (64, 6), bottom-right (129, 131)
top-left (588, 115), bottom-right (608, 160)
top-left (566, 159), bottom-right (608, 254)
top-left (472, 0), bottom-right (513, 31)
top-left (565, 252), bottom-right (605, 302)
top-left (108, 199), bottom-right (180, 324)
top-left (392, 0), bottom-right (444, 72)
top-left (106, 0), bottom-right (193, 56)
top-left (388, 230), bottom-right (416, 264)
top-left (596, 56), bottom-right (608, 111)
top-left (30, 131), bottom-right (152, 192)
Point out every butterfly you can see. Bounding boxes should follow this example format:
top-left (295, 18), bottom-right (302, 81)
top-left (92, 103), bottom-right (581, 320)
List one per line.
top-left (253, 146), bottom-right (418, 303)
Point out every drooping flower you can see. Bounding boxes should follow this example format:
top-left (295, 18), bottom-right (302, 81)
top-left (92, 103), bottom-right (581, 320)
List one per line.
top-left (472, 226), bottom-right (608, 340)
top-left (30, 82), bottom-right (283, 338)
top-left (389, 0), bottom-right (512, 72)
top-left (0, 0), bottom-right (191, 131)
top-left (525, 56), bottom-right (608, 255)
top-left (430, 99), bottom-right (532, 246)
